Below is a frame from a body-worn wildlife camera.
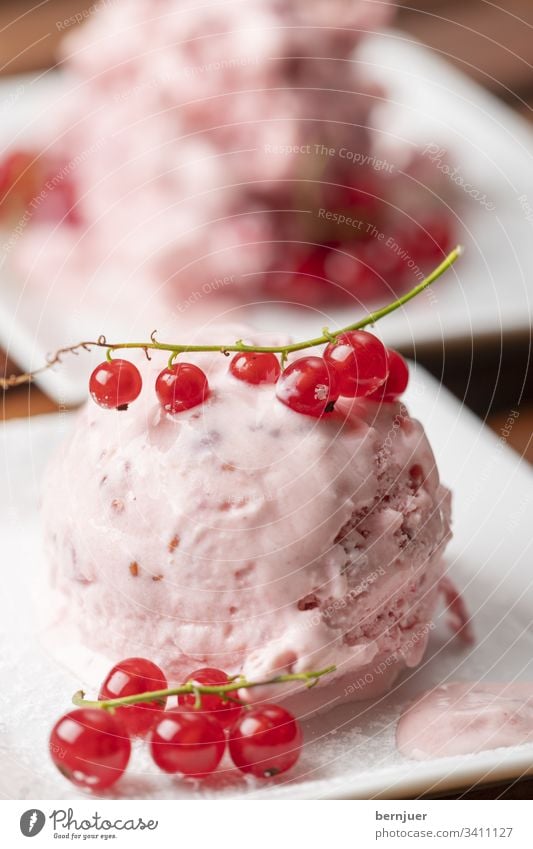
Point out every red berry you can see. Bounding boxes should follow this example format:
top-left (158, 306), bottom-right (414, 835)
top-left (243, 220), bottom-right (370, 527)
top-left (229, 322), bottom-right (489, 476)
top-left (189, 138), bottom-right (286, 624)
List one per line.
top-left (0, 150), bottom-right (39, 208)
top-left (323, 330), bottom-right (388, 398)
top-left (149, 709), bottom-right (226, 777)
top-left (420, 215), bottom-right (453, 263)
top-left (49, 709), bottom-right (131, 791)
top-left (295, 244), bottom-right (334, 280)
top-left (228, 704), bottom-right (302, 778)
top-left (290, 244), bottom-right (338, 305)
top-left (155, 362), bottom-right (208, 413)
top-left (405, 216), bottom-right (453, 268)
top-left (230, 352), bottom-right (280, 385)
top-left (99, 657), bottom-right (168, 737)
top-left (178, 667), bottom-right (243, 730)
top-left (276, 356), bottom-right (339, 417)
top-left (89, 359), bottom-right (142, 410)
top-left (368, 349), bottom-right (409, 402)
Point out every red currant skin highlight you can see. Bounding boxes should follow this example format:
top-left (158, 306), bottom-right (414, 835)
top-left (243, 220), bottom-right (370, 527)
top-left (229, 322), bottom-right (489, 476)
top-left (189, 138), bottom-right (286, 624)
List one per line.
top-left (155, 362), bottom-right (208, 413)
top-left (49, 709), bottom-right (131, 791)
top-left (149, 709), bottom-right (226, 777)
top-left (178, 667), bottom-right (243, 729)
top-left (323, 330), bottom-right (388, 397)
top-left (98, 657), bottom-right (168, 737)
top-left (368, 349), bottom-right (409, 402)
top-left (276, 356), bottom-right (339, 417)
top-left (89, 359), bottom-right (142, 410)
top-left (228, 704), bottom-right (303, 778)
top-left (229, 352), bottom-right (281, 385)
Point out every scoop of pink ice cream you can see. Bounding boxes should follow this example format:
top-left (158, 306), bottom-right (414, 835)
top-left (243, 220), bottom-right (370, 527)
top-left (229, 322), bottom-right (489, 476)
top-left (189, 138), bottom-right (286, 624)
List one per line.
top-left (15, 0), bottom-right (441, 310)
top-left (42, 329), bottom-right (452, 703)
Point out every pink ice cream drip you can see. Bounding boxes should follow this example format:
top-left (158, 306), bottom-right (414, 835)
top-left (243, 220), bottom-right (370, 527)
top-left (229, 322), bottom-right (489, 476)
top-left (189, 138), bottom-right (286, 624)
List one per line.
top-left (397, 682), bottom-right (533, 760)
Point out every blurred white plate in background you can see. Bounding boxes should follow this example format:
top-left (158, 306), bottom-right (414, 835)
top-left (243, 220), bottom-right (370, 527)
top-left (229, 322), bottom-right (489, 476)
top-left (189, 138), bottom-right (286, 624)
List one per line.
top-left (1, 31), bottom-right (532, 406)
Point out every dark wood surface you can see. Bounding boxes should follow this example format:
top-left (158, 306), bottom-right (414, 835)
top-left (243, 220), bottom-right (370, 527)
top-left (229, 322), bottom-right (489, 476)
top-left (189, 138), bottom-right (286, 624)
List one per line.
top-left (0, 0), bottom-right (532, 799)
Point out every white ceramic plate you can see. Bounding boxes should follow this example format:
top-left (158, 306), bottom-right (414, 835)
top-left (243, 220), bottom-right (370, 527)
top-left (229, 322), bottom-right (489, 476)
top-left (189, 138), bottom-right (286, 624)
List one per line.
top-left (1, 31), bottom-right (533, 406)
top-left (1, 365), bottom-right (532, 800)
top-left (255, 31), bottom-right (533, 350)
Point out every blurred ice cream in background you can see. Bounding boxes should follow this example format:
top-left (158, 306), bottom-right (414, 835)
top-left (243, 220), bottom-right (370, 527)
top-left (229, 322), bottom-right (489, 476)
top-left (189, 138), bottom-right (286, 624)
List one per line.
top-left (1, 0), bottom-right (455, 314)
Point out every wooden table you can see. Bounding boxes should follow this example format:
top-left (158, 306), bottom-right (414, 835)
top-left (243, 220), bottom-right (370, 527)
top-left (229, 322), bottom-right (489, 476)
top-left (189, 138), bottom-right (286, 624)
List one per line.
top-left (1, 0), bottom-right (532, 799)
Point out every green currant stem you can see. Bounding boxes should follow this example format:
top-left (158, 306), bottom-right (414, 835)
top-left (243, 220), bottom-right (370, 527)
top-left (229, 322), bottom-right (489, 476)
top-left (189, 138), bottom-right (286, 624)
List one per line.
top-left (0, 247), bottom-right (462, 389)
top-left (104, 247), bottom-right (462, 360)
top-left (72, 665), bottom-right (336, 711)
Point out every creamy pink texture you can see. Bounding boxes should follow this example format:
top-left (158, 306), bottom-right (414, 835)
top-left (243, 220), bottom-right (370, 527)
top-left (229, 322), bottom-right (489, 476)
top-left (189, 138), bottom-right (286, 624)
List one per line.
top-left (13, 0), bottom-right (458, 312)
top-left (42, 331), bottom-right (451, 699)
top-left (397, 683), bottom-right (533, 759)
top-left (16, 0), bottom-right (391, 301)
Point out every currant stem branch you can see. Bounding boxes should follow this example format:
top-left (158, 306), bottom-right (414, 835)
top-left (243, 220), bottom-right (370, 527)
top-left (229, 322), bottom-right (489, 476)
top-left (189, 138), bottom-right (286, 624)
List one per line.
top-left (72, 665), bottom-right (337, 710)
top-left (1, 247), bottom-right (462, 390)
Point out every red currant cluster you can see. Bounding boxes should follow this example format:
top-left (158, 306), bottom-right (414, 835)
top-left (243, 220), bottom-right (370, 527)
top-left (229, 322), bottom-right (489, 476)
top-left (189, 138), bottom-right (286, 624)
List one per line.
top-left (89, 330), bottom-right (409, 418)
top-left (284, 215), bottom-right (453, 305)
top-left (50, 658), bottom-right (304, 791)
top-left (275, 215), bottom-right (454, 307)
top-left (0, 149), bottom-right (79, 224)
top-left (1, 151), bottom-right (35, 212)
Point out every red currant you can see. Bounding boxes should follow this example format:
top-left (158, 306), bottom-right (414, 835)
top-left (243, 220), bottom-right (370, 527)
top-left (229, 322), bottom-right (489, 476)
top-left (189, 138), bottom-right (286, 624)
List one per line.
top-left (323, 330), bottom-right (388, 397)
top-left (276, 356), bottom-right (339, 417)
top-left (178, 667), bottom-right (243, 730)
top-left (49, 709), bottom-right (131, 791)
top-left (155, 362), bottom-right (208, 413)
top-left (0, 150), bottom-right (39, 209)
top-left (295, 244), bottom-right (333, 282)
top-left (99, 657), bottom-right (168, 737)
top-left (149, 709), bottom-right (226, 777)
top-left (290, 244), bottom-right (338, 305)
top-left (368, 349), bottom-right (409, 401)
top-left (89, 359), bottom-right (142, 410)
top-left (418, 215), bottom-right (453, 263)
top-left (229, 352), bottom-right (280, 385)
top-left (228, 704), bottom-right (302, 778)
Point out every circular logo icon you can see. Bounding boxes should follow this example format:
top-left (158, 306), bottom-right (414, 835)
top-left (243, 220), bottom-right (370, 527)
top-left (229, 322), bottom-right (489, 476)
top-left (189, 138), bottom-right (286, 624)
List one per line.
top-left (20, 810), bottom-right (46, 837)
